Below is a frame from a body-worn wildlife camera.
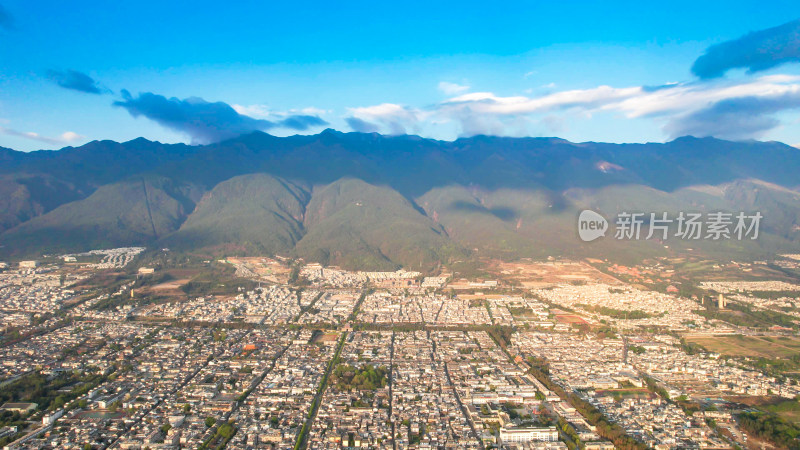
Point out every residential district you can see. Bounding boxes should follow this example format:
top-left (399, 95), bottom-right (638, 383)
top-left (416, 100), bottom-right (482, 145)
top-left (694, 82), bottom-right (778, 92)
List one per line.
top-left (1, 250), bottom-right (800, 449)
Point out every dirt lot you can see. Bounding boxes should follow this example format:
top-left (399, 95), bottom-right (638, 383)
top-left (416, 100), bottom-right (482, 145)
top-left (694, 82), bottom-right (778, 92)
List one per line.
top-left (150, 278), bottom-right (190, 292)
top-left (684, 334), bottom-right (800, 359)
top-left (226, 257), bottom-right (293, 283)
top-left (486, 258), bottom-right (621, 287)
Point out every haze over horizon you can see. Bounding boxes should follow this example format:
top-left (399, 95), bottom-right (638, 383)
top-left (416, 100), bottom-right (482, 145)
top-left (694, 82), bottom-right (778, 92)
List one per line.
top-left (1, 1), bottom-right (800, 151)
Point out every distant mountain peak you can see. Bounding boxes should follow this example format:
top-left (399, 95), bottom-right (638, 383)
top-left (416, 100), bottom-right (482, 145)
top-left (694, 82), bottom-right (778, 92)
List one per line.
top-left (320, 128), bottom-right (342, 136)
top-left (124, 136), bottom-right (156, 145)
top-left (670, 135), bottom-right (721, 143)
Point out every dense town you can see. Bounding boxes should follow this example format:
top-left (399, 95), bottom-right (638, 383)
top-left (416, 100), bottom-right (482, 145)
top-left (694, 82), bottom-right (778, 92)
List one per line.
top-left (1, 250), bottom-right (800, 449)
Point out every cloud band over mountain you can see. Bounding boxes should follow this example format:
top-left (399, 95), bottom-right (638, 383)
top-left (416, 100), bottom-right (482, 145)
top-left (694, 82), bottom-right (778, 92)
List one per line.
top-left (344, 75), bottom-right (800, 140)
top-left (665, 91), bottom-right (800, 140)
top-left (113, 91), bottom-right (328, 144)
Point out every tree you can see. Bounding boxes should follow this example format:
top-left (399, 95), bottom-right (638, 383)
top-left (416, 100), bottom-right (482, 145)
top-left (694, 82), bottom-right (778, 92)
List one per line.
top-left (217, 422), bottom-right (235, 439)
top-left (205, 416), bottom-right (216, 428)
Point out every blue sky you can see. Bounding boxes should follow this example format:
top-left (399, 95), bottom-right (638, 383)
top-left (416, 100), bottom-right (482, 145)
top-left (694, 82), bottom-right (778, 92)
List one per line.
top-left (1, 1), bottom-right (799, 151)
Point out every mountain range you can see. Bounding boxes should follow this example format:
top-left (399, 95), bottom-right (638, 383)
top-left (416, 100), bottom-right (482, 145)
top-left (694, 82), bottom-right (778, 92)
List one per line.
top-left (1, 129), bottom-right (799, 270)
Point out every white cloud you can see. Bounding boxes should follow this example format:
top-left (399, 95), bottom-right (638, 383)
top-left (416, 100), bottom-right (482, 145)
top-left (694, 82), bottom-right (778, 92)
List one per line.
top-left (349, 103), bottom-right (416, 119)
top-left (0, 127), bottom-right (85, 146)
top-left (232, 104), bottom-right (330, 120)
top-left (347, 103), bottom-right (429, 135)
top-left (60, 131), bottom-right (85, 142)
top-left (437, 81), bottom-right (470, 95)
top-left (346, 74), bottom-right (800, 140)
top-left (297, 106), bottom-right (329, 116)
top-left (437, 75), bottom-right (800, 120)
top-left (232, 104), bottom-right (272, 118)
top-left (611, 77), bottom-right (800, 119)
top-left (441, 85), bottom-right (643, 115)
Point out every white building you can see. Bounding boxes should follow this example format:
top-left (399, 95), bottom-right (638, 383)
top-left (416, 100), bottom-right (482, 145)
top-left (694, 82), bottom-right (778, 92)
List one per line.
top-left (42, 409), bottom-right (64, 426)
top-left (500, 426), bottom-right (559, 443)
